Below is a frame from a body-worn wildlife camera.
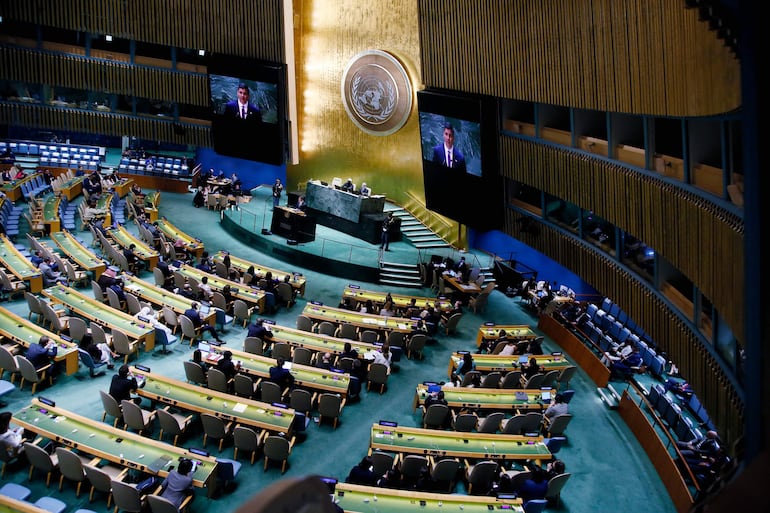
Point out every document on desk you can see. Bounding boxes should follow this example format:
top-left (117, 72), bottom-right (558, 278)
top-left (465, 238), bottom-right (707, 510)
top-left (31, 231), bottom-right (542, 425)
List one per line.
top-left (232, 403), bottom-right (247, 413)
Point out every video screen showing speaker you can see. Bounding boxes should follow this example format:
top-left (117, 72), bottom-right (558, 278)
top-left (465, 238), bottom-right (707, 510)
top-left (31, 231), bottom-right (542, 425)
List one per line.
top-left (418, 89), bottom-right (502, 231)
top-left (208, 54), bottom-right (286, 165)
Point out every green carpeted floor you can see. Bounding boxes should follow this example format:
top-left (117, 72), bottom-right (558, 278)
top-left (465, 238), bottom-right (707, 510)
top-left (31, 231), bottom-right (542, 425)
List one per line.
top-left (0, 188), bottom-right (676, 513)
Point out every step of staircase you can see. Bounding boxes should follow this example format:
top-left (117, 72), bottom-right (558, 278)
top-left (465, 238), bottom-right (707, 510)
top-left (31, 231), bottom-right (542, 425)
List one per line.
top-left (380, 261), bottom-right (422, 288)
top-left (385, 204), bottom-right (452, 250)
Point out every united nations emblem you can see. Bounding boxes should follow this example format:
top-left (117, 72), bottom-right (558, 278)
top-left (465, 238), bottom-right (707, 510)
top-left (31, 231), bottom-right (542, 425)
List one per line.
top-left (341, 50), bottom-right (412, 136)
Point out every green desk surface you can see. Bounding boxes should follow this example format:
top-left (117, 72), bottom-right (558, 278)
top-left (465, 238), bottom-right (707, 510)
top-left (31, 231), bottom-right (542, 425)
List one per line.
top-left (12, 399), bottom-right (217, 488)
top-left (59, 175), bottom-right (85, 190)
top-left (176, 264), bottom-right (266, 310)
top-left (265, 323), bottom-right (379, 358)
top-left (0, 235), bottom-right (41, 279)
top-left (449, 352), bottom-right (572, 375)
top-left (155, 218), bottom-right (204, 253)
top-left (205, 346), bottom-right (351, 396)
top-left (335, 483), bottom-right (524, 513)
top-left (0, 305), bottom-right (78, 361)
top-left (42, 284), bottom-right (155, 341)
top-left (108, 226), bottom-right (159, 259)
top-left (131, 366), bottom-right (294, 434)
top-left (369, 424), bottom-right (551, 461)
top-left (122, 274), bottom-right (215, 325)
top-left (342, 286), bottom-right (453, 313)
top-left (50, 230), bottom-right (106, 277)
top-left (212, 250), bottom-right (306, 295)
top-left (43, 195), bottom-right (60, 223)
top-left (476, 324), bottom-right (538, 346)
top-left (302, 304), bottom-right (418, 334)
top-left (412, 384), bottom-right (552, 412)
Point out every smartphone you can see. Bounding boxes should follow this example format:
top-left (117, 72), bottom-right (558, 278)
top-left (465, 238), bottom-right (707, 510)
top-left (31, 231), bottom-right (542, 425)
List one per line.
top-left (115, 438), bottom-right (124, 443)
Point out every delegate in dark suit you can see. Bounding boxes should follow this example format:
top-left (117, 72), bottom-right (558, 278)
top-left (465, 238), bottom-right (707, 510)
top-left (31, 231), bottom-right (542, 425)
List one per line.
top-left (431, 123), bottom-right (466, 172)
top-left (223, 83), bottom-right (262, 123)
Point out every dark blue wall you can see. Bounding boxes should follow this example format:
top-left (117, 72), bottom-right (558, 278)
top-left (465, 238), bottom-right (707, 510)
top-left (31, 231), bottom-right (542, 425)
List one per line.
top-left (195, 147), bottom-right (286, 192)
top-left (471, 229), bottom-right (597, 296)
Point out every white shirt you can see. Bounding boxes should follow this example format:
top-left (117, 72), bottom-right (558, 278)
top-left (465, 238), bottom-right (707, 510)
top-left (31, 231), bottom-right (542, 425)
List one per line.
top-left (238, 102), bottom-right (249, 118)
top-left (371, 351), bottom-right (391, 369)
top-left (444, 145), bottom-right (454, 167)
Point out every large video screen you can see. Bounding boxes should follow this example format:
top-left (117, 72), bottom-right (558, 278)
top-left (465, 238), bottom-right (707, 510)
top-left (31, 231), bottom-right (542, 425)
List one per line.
top-left (208, 55), bottom-right (286, 165)
top-left (418, 89), bottom-right (502, 231)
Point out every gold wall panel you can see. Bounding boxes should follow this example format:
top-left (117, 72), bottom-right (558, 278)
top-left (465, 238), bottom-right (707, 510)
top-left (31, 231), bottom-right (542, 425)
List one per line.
top-left (418, 0), bottom-right (740, 117)
top-left (503, 211), bottom-right (744, 442)
top-left (287, 0), bottom-right (437, 213)
top-left (499, 136), bottom-right (745, 343)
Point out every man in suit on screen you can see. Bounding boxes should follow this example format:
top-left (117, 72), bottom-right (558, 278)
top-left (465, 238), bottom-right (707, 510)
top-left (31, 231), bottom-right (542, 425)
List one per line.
top-left (223, 82), bottom-right (262, 123)
top-left (432, 122), bottom-right (466, 172)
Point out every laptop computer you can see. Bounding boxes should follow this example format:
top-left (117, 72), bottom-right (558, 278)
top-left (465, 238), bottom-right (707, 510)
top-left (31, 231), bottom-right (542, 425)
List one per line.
top-left (199, 302), bottom-right (211, 315)
top-left (198, 341), bottom-right (211, 353)
top-left (540, 388), bottom-right (552, 402)
top-left (518, 355), bottom-right (530, 365)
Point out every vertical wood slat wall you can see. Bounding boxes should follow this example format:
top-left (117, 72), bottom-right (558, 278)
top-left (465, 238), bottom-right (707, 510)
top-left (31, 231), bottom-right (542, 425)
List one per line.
top-left (0, 103), bottom-right (211, 148)
top-left (502, 208), bottom-right (744, 443)
top-left (417, 0), bottom-right (740, 117)
top-left (0, 47), bottom-right (209, 106)
top-left (1, 0), bottom-right (285, 63)
top-left (499, 137), bottom-right (745, 344)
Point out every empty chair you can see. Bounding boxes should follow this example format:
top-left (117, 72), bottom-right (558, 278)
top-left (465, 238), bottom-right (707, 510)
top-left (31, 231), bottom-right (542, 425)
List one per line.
top-left (540, 369), bottom-right (560, 389)
top-left (161, 307), bottom-right (179, 334)
top-left (292, 347), bottom-right (313, 365)
top-left (465, 460), bottom-right (499, 495)
top-left (110, 480), bottom-right (145, 513)
top-left (406, 333), bottom-right (427, 360)
top-left (0, 482), bottom-right (31, 500)
top-left (154, 327), bottom-right (177, 355)
top-left (233, 374), bottom-right (258, 398)
top-left (473, 411), bottom-right (503, 433)
top-left (522, 373), bottom-right (546, 390)
top-left (430, 457), bottom-right (463, 492)
top-left (317, 393), bottom-right (346, 429)
top-left (243, 337), bottom-right (264, 355)
top-left (442, 312), bottom-right (463, 335)
top-left (545, 472), bottom-right (571, 507)
top-left (400, 454), bottom-right (430, 484)
top-left (91, 280), bottom-right (107, 303)
top-left (0, 345), bottom-right (21, 384)
top-left (543, 413), bottom-right (573, 437)
top-left (112, 329), bottom-right (139, 364)
top-left (207, 368), bottom-right (230, 393)
top-left (83, 463), bottom-right (128, 509)
top-left (232, 300), bottom-right (253, 327)
top-left (33, 496), bottom-right (67, 513)
top-left (521, 412), bottom-right (544, 434)
top-left (560, 389), bottom-right (575, 404)
top-left (147, 493), bottom-right (193, 513)
top-left (270, 342), bottom-right (292, 361)
top-left (25, 292), bottom-right (44, 324)
top-left (201, 413), bottom-right (234, 452)
top-left (501, 413), bottom-right (527, 435)
top-left (23, 441), bottom-right (60, 487)
top-left (366, 362), bottom-right (389, 394)
top-left (233, 425), bottom-right (264, 465)
top-left (460, 370), bottom-right (481, 387)
top-left (100, 390), bottom-right (123, 427)
top-left (480, 371), bottom-right (502, 388)
top-left (182, 360), bottom-right (207, 386)
top-left (289, 388), bottom-right (316, 416)
top-left (422, 403), bottom-right (450, 429)
top-left (121, 399), bottom-right (156, 435)
top-left (67, 316), bottom-right (89, 344)
top-left (55, 446), bottom-right (93, 497)
top-left (263, 435), bottom-right (294, 474)
top-left (452, 412), bottom-right (479, 432)
top-left (296, 315), bottom-right (314, 332)
top-left (317, 321), bottom-right (337, 336)
top-left (259, 380), bottom-right (285, 403)
top-left (156, 407), bottom-right (193, 446)
top-left (17, 355), bottom-right (52, 394)
top-left (359, 330), bottom-right (379, 343)
top-left (336, 323), bottom-right (357, 340)
top-left (501, 370), bottom-right (523, 389)
top-left (125, 293), bottom-right (143, 316)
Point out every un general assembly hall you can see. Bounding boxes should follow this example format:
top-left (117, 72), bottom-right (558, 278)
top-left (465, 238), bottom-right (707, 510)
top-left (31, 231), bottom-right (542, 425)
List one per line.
top-left (0, 2), bottom-right (766, 513)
